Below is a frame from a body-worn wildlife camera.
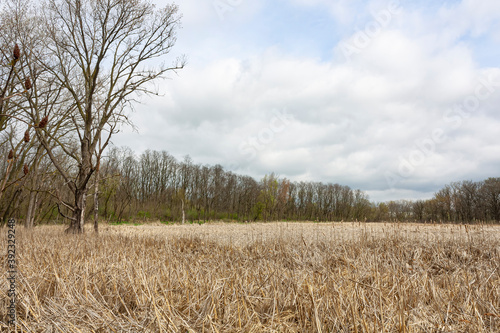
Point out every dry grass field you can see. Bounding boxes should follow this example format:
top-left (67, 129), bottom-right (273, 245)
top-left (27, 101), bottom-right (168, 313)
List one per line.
top-left (1, 222), bottom-right (499, 332)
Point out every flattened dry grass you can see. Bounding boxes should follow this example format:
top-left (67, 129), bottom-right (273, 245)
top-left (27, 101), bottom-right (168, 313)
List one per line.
top-left (0, 222), bottom-right (499, 332)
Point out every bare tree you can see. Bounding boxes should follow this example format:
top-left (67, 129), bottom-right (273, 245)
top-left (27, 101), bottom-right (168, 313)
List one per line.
top-left (28, 0), bottom-right (184, 233)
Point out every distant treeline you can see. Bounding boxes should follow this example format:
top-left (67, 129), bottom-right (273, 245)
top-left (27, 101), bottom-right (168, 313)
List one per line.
top-left (0, 145), bottom-right (499, 225)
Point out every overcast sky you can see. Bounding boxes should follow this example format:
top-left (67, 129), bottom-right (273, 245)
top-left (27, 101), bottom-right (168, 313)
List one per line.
top-left (113, 0), bottom-right (500, 202)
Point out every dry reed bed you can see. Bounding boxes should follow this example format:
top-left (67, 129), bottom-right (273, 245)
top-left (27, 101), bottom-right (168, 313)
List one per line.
top-left (0, 222), bottom-right (499, 332)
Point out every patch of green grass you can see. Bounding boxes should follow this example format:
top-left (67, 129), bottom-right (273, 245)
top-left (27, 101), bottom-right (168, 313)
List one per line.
top-left (109, 220), bottom-right (132, 226)
top-left (187, 220), bottom-right (205, 225)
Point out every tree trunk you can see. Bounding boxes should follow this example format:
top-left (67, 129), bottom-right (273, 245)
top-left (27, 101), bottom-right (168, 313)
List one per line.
top-left (24, 147), bottom-right (43, 229)
top-left (94, 162), bottom-right (100, 233)
top-left (181, 199), bottom-right (185, 224)
top-left (25, 191), bottom-right (37, 228)
top-left (0, 160), bottom-right (14, 204)
top-left (66, 188), bottom-right (87, 234)
top-left (65, 135), bottom-right (92, 234)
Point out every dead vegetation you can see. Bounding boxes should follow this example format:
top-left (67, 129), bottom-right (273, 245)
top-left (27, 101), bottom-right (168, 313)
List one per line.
top-left (0, 222), bottom-right (499, 332)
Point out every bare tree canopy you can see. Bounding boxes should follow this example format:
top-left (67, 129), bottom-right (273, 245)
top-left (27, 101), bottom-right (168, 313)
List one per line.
top-left (4, 0), bottom-right (185, 233)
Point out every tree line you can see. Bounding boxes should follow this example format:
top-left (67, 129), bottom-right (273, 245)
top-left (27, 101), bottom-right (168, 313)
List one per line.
top-left (98, 148), bottom-right (373, 223)
top-left (383, 178), bottom-right (500, 223)
top-left (1, 144), bottom-right (498, 226)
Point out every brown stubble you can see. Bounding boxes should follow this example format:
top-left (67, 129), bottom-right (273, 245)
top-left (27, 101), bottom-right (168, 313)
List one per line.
top-left (0, 222), bottom-right (499, 332)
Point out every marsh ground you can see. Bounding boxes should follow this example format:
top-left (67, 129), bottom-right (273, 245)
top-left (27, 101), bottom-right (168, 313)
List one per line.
top-left (1, 222), bottom-right (499, 332)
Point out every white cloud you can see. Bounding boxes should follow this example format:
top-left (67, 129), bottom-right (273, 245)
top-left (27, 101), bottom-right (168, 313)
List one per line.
top-left (114, 0), bottom-right (500, 202)
top-left (438, 0), bottom-right (500, 37)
